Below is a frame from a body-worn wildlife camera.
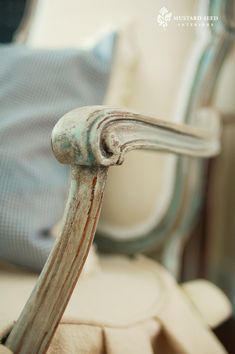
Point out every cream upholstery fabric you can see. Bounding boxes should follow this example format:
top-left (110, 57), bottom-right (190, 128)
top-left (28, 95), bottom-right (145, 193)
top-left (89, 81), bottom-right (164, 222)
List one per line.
top-left (0, 345), bottom-right (12, 354)
top-left (0, 256), bottom-right (231, 353)
top-left (13, 0), bottom-right (235, 246)
top-left (21, 0), bottom-right (235, 240)
top-left (18, 0), bottom-right (194, 237)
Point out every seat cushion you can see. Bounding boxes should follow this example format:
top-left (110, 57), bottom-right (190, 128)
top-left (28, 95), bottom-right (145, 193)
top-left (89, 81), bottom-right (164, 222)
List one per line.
top-left (0, 256), bottom-right (230, 353)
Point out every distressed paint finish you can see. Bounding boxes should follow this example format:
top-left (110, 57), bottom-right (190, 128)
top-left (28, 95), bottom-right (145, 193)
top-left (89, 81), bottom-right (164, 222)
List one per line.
top-left (5, 105), bottom-right (220, 354)
top-left (4, 1), bottom-right (235, 353)
top-left (95, 0), bottom-right (235, 271)
top-left (5, 165), bottom-right (108, 354)
top-left (51, 106), bottom-right (220, 167)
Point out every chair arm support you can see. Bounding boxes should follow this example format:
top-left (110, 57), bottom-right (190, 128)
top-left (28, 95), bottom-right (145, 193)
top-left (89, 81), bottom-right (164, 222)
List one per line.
top-left (5, 105), bottom-right (220, 354)
top-left (52, 106), bottom-right (220, 167)
top-left (5, 165), bottom-right (108, 354)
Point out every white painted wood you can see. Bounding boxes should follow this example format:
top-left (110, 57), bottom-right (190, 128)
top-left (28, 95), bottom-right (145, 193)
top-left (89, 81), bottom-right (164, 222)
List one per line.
top-left (5, 165), bottom-right (107, 354)
top-left (5, 105), bottom-right (220, 354)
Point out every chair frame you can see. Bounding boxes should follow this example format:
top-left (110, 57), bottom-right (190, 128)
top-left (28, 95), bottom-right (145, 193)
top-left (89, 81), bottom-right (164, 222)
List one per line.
top-left (95, 0), bottom-right (235, 273)
top-left (3, 0), bottom-right (235, 353)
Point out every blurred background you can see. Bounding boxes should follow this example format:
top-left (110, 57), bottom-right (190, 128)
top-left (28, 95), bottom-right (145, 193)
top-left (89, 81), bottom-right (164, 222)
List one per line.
top-left (0, 0), bottom-right (235, 351)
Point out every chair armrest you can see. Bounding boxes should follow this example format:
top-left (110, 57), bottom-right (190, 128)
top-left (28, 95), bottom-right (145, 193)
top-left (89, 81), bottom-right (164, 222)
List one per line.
top-left (5, 106), bottom-right (220, 354)
top-left (52, 106), bottom-right (220, 167)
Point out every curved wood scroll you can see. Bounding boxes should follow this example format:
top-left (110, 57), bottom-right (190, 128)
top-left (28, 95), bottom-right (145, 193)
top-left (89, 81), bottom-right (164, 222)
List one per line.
top-left (5, 106), bottom-right (220, 354)
top-left (52, 106), bottom-right (220, 167)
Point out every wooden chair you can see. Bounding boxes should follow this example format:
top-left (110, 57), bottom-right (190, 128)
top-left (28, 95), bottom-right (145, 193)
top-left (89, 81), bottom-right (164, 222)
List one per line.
top-left (1, 0), bottom-right (235, 353)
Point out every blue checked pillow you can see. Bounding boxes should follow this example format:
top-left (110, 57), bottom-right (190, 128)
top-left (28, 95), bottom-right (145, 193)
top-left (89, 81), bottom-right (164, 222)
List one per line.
top-left (0, 32), bottom-right (117, 271)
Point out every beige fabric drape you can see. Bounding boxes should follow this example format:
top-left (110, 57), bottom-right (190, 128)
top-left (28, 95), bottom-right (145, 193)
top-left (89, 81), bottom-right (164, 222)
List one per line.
top-left (0, 256), bottom-right (231, 353)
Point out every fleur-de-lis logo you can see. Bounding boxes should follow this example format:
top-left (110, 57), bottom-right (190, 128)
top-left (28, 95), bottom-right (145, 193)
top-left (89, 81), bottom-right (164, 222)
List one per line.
top-left (157, 7), bottom-right (172, 29)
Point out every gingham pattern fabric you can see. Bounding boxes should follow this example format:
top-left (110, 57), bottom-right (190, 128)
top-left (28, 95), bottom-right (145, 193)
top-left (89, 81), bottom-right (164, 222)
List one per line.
top-left (0, 32), bottom-right (116, 271)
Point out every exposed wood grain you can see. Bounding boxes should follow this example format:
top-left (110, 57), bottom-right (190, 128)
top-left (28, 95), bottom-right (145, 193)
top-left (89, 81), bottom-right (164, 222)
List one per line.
top-left (5, 165), bottom-right (107, 354)
top-left (4, 1), bottom-right (235, 353)
top-left (51, 106), bottom-right (220, 167)
top-left (94, 0), bottom-right (235, 266)
top-left (3, 1), bottom-right (235, 353)
top-left (5, 104), bottom-right (221, 354)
